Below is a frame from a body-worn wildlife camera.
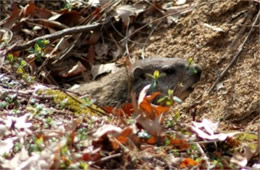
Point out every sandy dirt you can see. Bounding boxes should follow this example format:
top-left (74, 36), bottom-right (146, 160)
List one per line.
top-left (131, 0), bottom-right (260, 131)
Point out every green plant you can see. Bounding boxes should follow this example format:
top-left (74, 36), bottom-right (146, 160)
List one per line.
top-left (62, 2), bottom-right (73, 11)
top-left (157, 89), bottom-right (175, 106)
top-left (59, 98), bottom-right (69, 109)
top-left (188, 57), bottom-right (198, 74)
top-left (77, 128), bottom-right (89, 140)
top-left (29, 136), bottom-right (44, 153)
top-left (28, 39), bottom-right (49, 62)
top-left (146, 70), bottom-right (166, 92)
top-left (7, 53), bottom-right (35, 83)
top-left (79, 162), bottom-right (88, 170)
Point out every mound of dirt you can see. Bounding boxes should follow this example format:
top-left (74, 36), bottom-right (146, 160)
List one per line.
top-left (131, 0), bottom-right (260, 131)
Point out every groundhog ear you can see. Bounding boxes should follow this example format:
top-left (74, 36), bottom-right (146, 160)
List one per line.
top-left (133, 67), bottom-right (145, 79)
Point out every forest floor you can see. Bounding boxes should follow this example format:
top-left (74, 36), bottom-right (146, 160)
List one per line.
top-left (0, 0), bottom-right (259, 169)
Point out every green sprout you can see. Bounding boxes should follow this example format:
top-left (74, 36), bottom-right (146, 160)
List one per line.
top-left (188, 57), bottom-right (194, 67)
top-left (7, 53), bottom-right (35, 83)
top-left (188, 57), bottom-right (198, 74)
top-left (28, 39), bottom-right (49, 62)
top-left (157, 89), bottom-right (183, 106)
top-left (146, 70), bottom-right (166, 92)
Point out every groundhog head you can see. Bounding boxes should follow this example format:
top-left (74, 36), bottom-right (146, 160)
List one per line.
top-left (130, 58), bottom-right (201, 102)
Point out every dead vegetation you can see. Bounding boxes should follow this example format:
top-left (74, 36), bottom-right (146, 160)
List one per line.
top-left (0, 0), bottom-right (259, 169)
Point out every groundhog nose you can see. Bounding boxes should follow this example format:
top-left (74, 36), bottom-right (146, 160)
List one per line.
top-left (194, 66), bottom-right (202, 76)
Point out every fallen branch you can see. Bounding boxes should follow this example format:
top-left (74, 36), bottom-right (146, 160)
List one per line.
top-left (209, 9), bottom-right (260, 93)
top-left (10, 23), bottom-right (101, 52)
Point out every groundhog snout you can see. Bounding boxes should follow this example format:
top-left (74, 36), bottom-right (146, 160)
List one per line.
top-left (192, 65), bottom-right (202, 82)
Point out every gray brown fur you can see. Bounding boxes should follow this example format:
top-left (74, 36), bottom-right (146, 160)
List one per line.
top-left (73, 58), bottom-right (201, 106)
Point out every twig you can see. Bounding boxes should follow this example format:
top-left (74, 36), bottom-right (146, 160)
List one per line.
top-left (36, 37), bottom-right (67, 75)
top-left (195, 143), bottom-right (211, 169)
top-left (141, 20), bottom-right (162, 59)
top-left (10, 23), bottom-right (101, 52)
top-left (257, 126), bottom-right (260, 161)
top-left (52, 33), bottom-right (82, 63)
top-left (209, 9), bottom-right (260, 92)
top-left (118, 0), bottom-right (222, 44)
top-left (109, 19), bottom-right (144, 45)
top-left (92, 153), bottom-right (122, 164)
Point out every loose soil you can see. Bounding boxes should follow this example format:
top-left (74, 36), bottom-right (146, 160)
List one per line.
top-left (131, 0), bottom-right (260, 131)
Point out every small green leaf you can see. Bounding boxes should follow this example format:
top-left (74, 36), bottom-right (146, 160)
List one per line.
top-left (20, 60), bottom-right (27, 67)
top-left (157, 96), bottom-right (167, 103)
top-left (28, 48), bottom-right (35, 53)
top-left (168, 89), bottom-right (174, 97)
top-left (145, 73), bottom-right (154, 79)
top-left (7, 53), bottom-right (14, 62)
top-left (79, 162), bottom-right (88, 170)
top-left (178, 82), bottom-right (183, 88)
top-left (174, 111), bottom-right (180, 120)
top-left (153, 70), bottom-right (160, 79)
top-left (188, 57), bottom-right (194, 66)
top-left (165, 138), bottom-right (171, 146)
top-left (16, 67), bottom-right (24, 74)
top-left (43, 39), bottom-right (50, 45)
top-left (34, 43), bottom-right (42, 53)
top-left (165, 100), bottom-right (173, 106)
top-left (60, 98), bottom-right (69, 109)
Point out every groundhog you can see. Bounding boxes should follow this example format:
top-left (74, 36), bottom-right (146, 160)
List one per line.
top-left (72, 58), bottom-right (202, 106)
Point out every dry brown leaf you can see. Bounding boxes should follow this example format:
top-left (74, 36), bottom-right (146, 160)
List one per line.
top-left (62, 61), bottom-right (88, 79)
top-left (136, 113), bottom-right (163, 137)
top-left (23, 2), bottom-right (36, 17)
top-left (81, 148), bottom-right (101, 162)
top-left (113, 4), bottom-right (146, 26)
top-left (2, 3), bottom-right (20, 29)
top-left (91, 63), bottom-right (120, 80)
top-left (55, 10), bottom-right (82, 27)
top-left (86, 45), bottom-right (95, 65)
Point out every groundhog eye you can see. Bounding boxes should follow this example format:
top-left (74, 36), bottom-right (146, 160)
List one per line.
top-left (163, 68), bottom-right (176, 75)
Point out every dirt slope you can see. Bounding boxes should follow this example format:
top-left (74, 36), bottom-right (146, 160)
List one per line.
top-left (131, 0), bottom-right (260, 131)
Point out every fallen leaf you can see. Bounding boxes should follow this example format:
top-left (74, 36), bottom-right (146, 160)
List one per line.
top-left (113, 4), bottom-right (146, 26)
top-left (91, 63), bottom-right (120, 80)
top-left (169, 138), bottom-right (190, 150)
top-left (55, 10), bottom-right (82, 26)
top-left (103, 106), bottom-right (125, 117)
top-left (146, 135), bottom-right (157, 144)
top-left (180, 158), bottom-right (199, 168)
top-left (82, 148), bottom-right (101, 162)
top-left (2, 3), bottom-right (20, 29)
top-left (121, 103), bottom-right (134, 116)
top-left (191, 119), bottom-right (239, 141)
top-left (0, 137), bottom-right (17, 156)
top-left (62, 61), bottom-right (88, 79)
top-left (93, 124), bottom-right (122, 139)
top-left (86, 45), bottom-right (95, 65)
top-left (88, 31), bottom-right (101, 45)
top-left (111, 127), bottom-right (133, 150)
top-left (23, 2), bottom-right (36, 17)
top-left (103, 103), bottom-right (134, 117)
top-left (139, 91), bottom-right (169, 119)
top-left (136, 113), bottom-right (163, 137)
